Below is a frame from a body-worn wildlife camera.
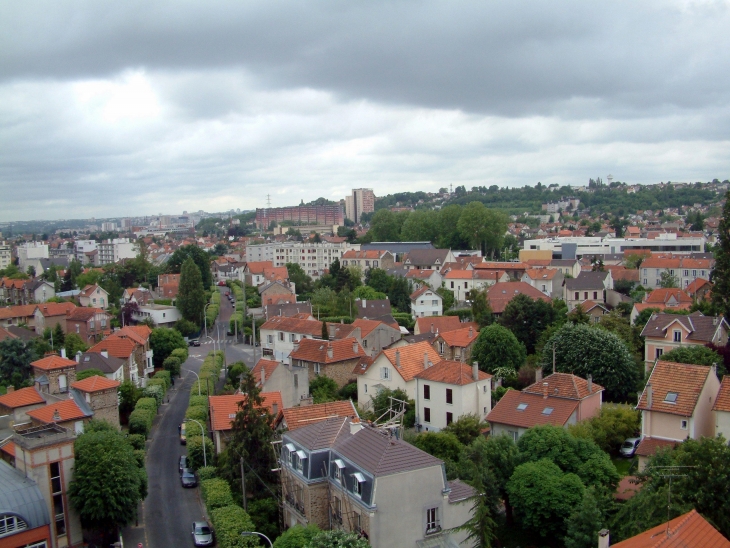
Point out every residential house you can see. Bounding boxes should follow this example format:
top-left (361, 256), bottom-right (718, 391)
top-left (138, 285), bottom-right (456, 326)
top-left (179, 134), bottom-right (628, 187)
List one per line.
top-left (243, 261), bottom-right (275, 286)
top-left (355, 299), bottom-right (392, 320)
top-left (0, 304), bottom-right (38, 329)
top-left (157, 273), bottom-right (180, 299)
top-left (69, 376), bottom-right (121, 429)
top-left (432, 326), bottom-right (479, 362)
top-left (473, 261), bottom-right (529, 281)
top-left (0, 386), bottom-right (46, 427)
top-left (549, 258), bottom-right (581, 278)
top-left (26, 397), bottom-right (94, 435)
top-left (410, 286), bottom-right (443, 319)
top-left (88, 338), bottom-right (140, 386)
top-left (486, 282), bottom-right (552, 316)
top-left (350, 318), bottom-right (401, 357)
top-left (123, 287), bottom-right (153, 306)
top-left (109, 326), bottom-right (154, 382)
top-left (131, 303), bottom-right (182, 327)
top-left (259, 280), bottom-right (296, 306)
top-left (356, 342), bottom-right (442, 404)
top-left (686, 278), bottom-right (712, 302)
top-left (289, 338), bottom-right (366, 388)
top-left (522, 372), bottom-right (604, 421)
top-left (340, 250), bottom-right (395, 275)
top-left (579, 300), bottom-right (609, 323)
top-left (521, 268), bottom-right (564, 298)
top-left (413, 316), bottom-right (474, 336)
top-left (640, 256), bottom-right (713, 289)
top-left (33, 302), bottom-right (77, 334)
top-left (78, 284), bottom-right (109, 310)
top-left (74, 351), bottom-right (125, 383)
top-left (564, 271), bottom-right (613, 311)
top-left (0, 459), bottom-right (54, 548)
top-left (403, 249), bottom-right (456, 270)
top-left (713, 376), bottom-right (730, 440)
top-left (404, 269), bottom-right (443, 289)
top-left (65, 307), bottom-right (110, 345)
top-left (260, 316), bottom-right (323, 363)
top-left (630, 288), bottom-right (693, 324)
top-left (635, 361), bottom-right (721, 469)
top-left (280, 417), bottom-right (473, 547)
top-left (264, 302), bottom-right (314, 320)
top-left (31, 354), bottom-right (78, 396)
top-left (442, 269), bottom-right (509, 302)
top-left (280, 401), bottom-right (359, 431)
top-left (640, 312), bottom-right (729, 371)
top-left (610, 509), bottom-right (730, 548)
top-left (252, 358), bottom-right (310, 409)
top-left (1, 279), bottom-right (56, 305)
top-left (208, 392), bottom-right (283, 453)
top-left (414, 360), bottom-right (491, 432)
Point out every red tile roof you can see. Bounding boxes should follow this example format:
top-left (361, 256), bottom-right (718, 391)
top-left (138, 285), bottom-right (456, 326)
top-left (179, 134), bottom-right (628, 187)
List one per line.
top-left (342, 250), bottom-right (385, 260)
top-left (209, 392), bottom-right (283, 431)
top-left (486, 389), bottom-right (579, 429)
top-left (34, 302), bottom-right (77, 317)
top-left (88, 336), bottom-right (137, 359)
top-left (378, 341), bottom-right (442, 382)
top-left (251, 359), bottom-right (280, 385)
top-left (524, 269), bottom-right (560, 280)
top-left (415, 316), bottom-right (465, 335)
top-left (0, 305), bottom-right (38, 320)
top-left (259, 316), bottom-right (323, 337)
top-left (71, 376), bottom-right (120, 392)
top-left (281, 400), bottom-right (358, 431)
top-left (0, 441), bottom-right (15, 457)
top-left (635, 436), bottom-right (679, 458)
top-left (414, 360), bottom-right (491, 385)
top-left (246, 261), bottom-right (274, 274)
top-left (637, 361), bottom-right (712, 417)
top-left (612, 509), bottom-right (730, 548)
top-left (27, 400), bottom-right (90, 423)
top-left (113, 325), bottom-right (151, 345)
top-left (438, 326), bottom-right (478, 348)
top-left (486, 281), bottom-right (551, 314)
top-left (410, 286), bottom-right (438, 300)
top-left (686, 278), bottom-right (712, 296)
top-left (290, 337), bottom-right (365, 364)
top-left (523, 372), bottom-right (604, 400)
top-left (645, 288), bottom-right (693, 305)
top-left (713, 376), bottom-right (730, 413)
top-left (67, 307), bottom-right (106, 321)
top-left (0, 386), bottom-right (44, 409)
top-left (31, 355), bottom-right (77, 371)
top-left (0, 326), bottom-right (18, 342)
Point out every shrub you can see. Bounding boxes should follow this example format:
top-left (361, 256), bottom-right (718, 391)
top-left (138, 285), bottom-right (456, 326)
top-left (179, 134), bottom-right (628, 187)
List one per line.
top-left (197, 466), bottom-right (217, 481)
top-left (143, 385), bottom-right (163, 407)
top-left (135, 397), bottom-right (158, 413)
top-left (127, 433), bottom-right (146, 451)
top-left (133, 449), bottom-right (146, 468)
top-left (338, 382), bottom-right (358, 401)
top-left (128, 408), bottom-right (154, 437)
top-left (185, 405), bottom-right (208, 423)
top-left (209, 505), bottom-right (258, 548)
top-left (187, 436), bottom-right (215, 470)
top-left (147, 377), bottom-right (167, 396)
top-left (153, 370), bottom-right (172, 388)
top-left (170, 347), bottom-right (189, 363)
top-left (189, 394), bottom-right (208, 408)
top-left (201, 478), bottom-right (235, 513)
top-left (163, 356), bottom-right (182, 376)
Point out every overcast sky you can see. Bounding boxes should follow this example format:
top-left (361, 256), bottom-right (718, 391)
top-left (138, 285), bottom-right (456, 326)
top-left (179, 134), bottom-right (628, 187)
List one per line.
top-left (1, 1), bottom-right (730, 222)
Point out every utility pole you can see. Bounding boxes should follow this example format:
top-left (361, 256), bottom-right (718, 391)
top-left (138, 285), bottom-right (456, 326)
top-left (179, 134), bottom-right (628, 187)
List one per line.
top-left (252, 315), bottom-right (256, 365)
top-left (240, 456), bottom-right (247, 512)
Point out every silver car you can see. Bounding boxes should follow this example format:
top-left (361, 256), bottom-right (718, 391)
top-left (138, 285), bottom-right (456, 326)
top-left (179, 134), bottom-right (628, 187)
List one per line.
top-left (192, 521), bottom-right (214, 547)
top-left (620, 437), bottom-right (641, 458)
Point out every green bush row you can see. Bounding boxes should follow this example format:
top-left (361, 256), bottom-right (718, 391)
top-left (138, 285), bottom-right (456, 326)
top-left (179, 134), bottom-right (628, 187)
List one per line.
top-left (128, 408), bottom-right (154, 437)
top-left (189, 394), bottom-right (208, 408)
top-left (185, 405), bottom-right (208, 423)
top-left (201, 478), bottom-right (236, 513)
top-left (143, 384), bottom-right (163, 407)
top-left (187, 435), bottom-right (214, 470)
top-left (210, 505), bottom-right (258, 548)
top-left (153, 370), bottom-right (171, 389)
top-left (170, 347), bottom-right (189, 363)
top-left (135, 397), bottom-right (158, 412)
top-left (197, 466), bottom-right (218, 481)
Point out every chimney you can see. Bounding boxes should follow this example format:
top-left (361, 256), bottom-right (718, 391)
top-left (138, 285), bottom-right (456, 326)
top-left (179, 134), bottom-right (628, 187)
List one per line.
top-left (327, 344), bottom-right (333, 359)
top-left (468, 326), bottom-right (473, 338)
top-left (543, 381), bottom-right (549, 399)
top-left (535, 367), bottom-right (543, 383)
top-left (101, 350), bottom-right (108, 359)
top-left (430, 323), bottom-right (434, 333)
top-left (353, 340), bottom-right (358, 354)
top-left (52, 409), bottom-right (61, 422)
top-left (76, 351), bottom-right (82, 363)
top-left (395, 350), bottom-right (401, 368)
top-left (6, 386), bottom-right (14, 393)
top-left (272, 402), bottom-right (278, 416)
top-left (60, 348), bottom-right (66, 359)
top-left (646, 383), bottom-right (653, 408)
top-left (472, 361), bottom-right (479, 381)
top-left (424, 352), bottom-right (429, 370)
top-left (349, 418), bottom-right (364, 435)
top-left (587, 374), bottom-right (593, 393)
top-left (261, 368), bottom-right (266, 385)
top-left (362, 299), bottom-right (367, 308)
top-left (598, 529), bottom-right (610, 548)
top-left (329, 324), bottom-right (336, 338)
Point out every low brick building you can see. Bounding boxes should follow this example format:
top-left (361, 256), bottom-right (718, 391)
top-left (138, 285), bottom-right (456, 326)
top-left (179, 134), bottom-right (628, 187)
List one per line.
top-left (70, 375), bottom-right (121, 429)
top-left (289, 338), bottom-right (366, 388)
top-left (31, 354), bottom-right (78, 396)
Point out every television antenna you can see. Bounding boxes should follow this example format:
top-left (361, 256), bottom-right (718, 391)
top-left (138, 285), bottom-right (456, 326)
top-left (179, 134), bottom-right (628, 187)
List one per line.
top-left (649, 465), bottom-right (697, 537)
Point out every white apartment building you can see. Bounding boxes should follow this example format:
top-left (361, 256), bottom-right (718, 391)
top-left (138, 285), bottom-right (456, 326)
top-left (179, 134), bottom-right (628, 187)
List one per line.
top-left (246, 241), bottom-right (360, 278)
top-left (523, 233), bottom-right (706, 259)
top-left (74, 240), bottom-right (98, 264)
top-left (17, 242), bottom-right (49, 271)
top-left (97, 238), bottom-right (138, 265)
top-left (0, 241), bottom-right (11, 270)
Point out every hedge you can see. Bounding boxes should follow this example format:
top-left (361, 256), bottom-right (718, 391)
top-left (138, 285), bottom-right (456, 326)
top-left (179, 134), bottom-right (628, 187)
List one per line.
top-left (185, 405), bottom-right (208, 423)
top-left (212, 292), bottom-right (221, 304)
top-left (128, 408), bottom-right (154, 437)
top-left (127, 433), bottom-right (146, 451)
top-left (184, 420), bottom-right (206, 438)
top-left (321, 316), bottom-right (353, 324)
top-left (187, 436), bottom-right (215, 470)
top-left (147, 377), bottom-right (168, 396)
top-left (170, 347), bottom-right (189, 363)
top-left (163, 356), bottom-right (182, 376)
top-left (189, 394), bottom-right (208, 408)
top-left (135, 397), bottom-right (158, 413)
top-left (143, 385), bottom-right (163, 407)
top-left (210, 505), bottom-right (258, 548)
top-left (153, 370), bottom-right (172, 388)
top-left (201, 478), bottom-right (236, 513)
top-left (133, 449), bottom-right (146, 468)
top-left (197, 466), bottom-right (218, 481)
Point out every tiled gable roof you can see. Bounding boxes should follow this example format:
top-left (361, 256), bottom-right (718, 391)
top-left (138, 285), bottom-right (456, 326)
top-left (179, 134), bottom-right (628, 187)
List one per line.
top-left (34, 302), bottom-right (77, 317)
top-left (578, 300), bottom-right (608, 313)
top-left (0, 386), bottom-right (44, 409)
top-left (438, 326), bottom-right (478, 348)
top-left (415, 316), bottom-right (464, 335)
top-left (404, 269), bottom-right (436, 279)
top-left (282, 401), bottom-right (358, 431)
top-left (31, 355), bottom-right (77, 371)
top-left (447, 479), bottom-right (476, 503)
top-left (80, 284), bottom-right (104, 297)
top-left (404, 249), bottom-right (450, 265)
top-left (685, 277), bottom-right (711, 295)
top-left (76, 352), bottom-right (125, 375)
top-left (27, 399), bottom-right (90, 423)
top-left (414, 360), bottom-right (491, 385)
top-left (611, 509), bottom-right (730, 548)
top-left (0, 305), bottom-right (38, 320)
top-left (524, 269), bottom-right (559, 280)
top-left (641, 313), bottom-right (727, 343)
top-left (327, 322), bottom-right (360, 340)
top-left (251, 359), bottom-right (280, 385)
top-left (410, 286), bottom-right (439, 300)
top-left (115, 325), bottom-right (152, 344)
top-left (71, 375), bottom-right (120, 392)
top-left (0, 326), bottom-right (18, 342)
top-left (88, 337), bottom-right (137, 359)
top-left (645, 288), bottom-right (693, 305)
top-left (66, 307), bottom-right (106, 321)
top-left (209, 392), bottom-right (283, 431)
top-left (486, 389), bottom-right (579, 429)
top-left (637, 361), bottom-right (712, 416)
top-left (380, 341), bottom-right (442, 382)
top-left (635, 436), bottom-right (680, 458)
top-left (713, 376), bottom-right (730, 412)
top-left (290, 337), bottom-right (365, 364)
top-left (246, 261), bottom-right (274, 274)
top-left (341, 250), bottom-right (384, 259)
top-left (486, 282), bottom-right (551, 313)
top-left (259, 316), bottom-right (323, 337)
top-left (523, 372), bottom-right (604, 400)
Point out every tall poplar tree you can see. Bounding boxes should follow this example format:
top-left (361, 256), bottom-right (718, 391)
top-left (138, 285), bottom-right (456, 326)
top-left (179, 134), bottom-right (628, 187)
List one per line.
top-left (712, 190), bottom-right (730, 320)
top-left (177, 257), bottom-right (205, 326)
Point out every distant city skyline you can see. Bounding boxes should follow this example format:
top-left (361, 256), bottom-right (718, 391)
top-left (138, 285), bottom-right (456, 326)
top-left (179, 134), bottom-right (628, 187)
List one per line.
top-left (2, 1), bottom-right (730, 222)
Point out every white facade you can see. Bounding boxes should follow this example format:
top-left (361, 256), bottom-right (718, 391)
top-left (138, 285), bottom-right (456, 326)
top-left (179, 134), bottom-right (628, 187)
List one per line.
top-left (0, 241), bottom-right (11, 269)
top-left (411, 288), bottom-right (443, 319)
top-left (97, 238), bottom-right (138, 265)
top-left (74, 240), bottom-right (98, 264)
top-left (523, 233), bottom-right (706, 258)
top-left (246, 241), bottom-right (360, 278)
top-left (17, 242), bottom-right (49, 271)
top-left (132, 304), bottom-right (182, 327)
top-left (259, 328), bottom-right (316, 364)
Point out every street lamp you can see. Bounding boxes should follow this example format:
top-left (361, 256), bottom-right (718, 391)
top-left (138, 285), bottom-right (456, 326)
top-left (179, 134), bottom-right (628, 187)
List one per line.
top-left (204, 302), bottom-right (213, 338)
top-left (183, 418), bottom-right (207, 467)
top-left (183, 368), bottom-right (201, 396)
top-left (241, 532), bottom-right (272, 547)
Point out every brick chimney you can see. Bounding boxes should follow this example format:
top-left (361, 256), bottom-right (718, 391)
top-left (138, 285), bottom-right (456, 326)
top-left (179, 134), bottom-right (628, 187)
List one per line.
top-left (6, 385), bottom-right (14, 393)
top-left (327, 344), bottom-right (333, 359)
top-left (543, 381), bottom-right (549, 399)
top-left (535, 367), bottom-right (543, 383)
top-left (52, 408), bottom-right (61, 422)
top-left (646, 382), bottom-right (653, 408)
top-left (261, 368), bottom-right (266, 385)
top-left (468, 326), bottom-right (473, 338)
top-left (349, 417), bottom-right (364, 435)
top-left (395, 350), bottom-right (401, 368)
top-left (60, 348), bottom-right (66, 359)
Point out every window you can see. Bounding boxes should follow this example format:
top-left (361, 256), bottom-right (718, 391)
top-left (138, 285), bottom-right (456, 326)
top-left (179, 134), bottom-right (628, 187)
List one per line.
top-left (684, 270), bottom-right (689, 276)
top-left (76, 324), bottom-right (80, 334)
top-left (426, 507), bottom-right (440, 534)
top-left (295, 450), bottom-right (307, 473)
top-left (290, 333), bottom-right (296, 342)
top-left (314, 363), bottom-right (321, 375)
top-left (483, 385), bottom-right (488, 393)
top-left (424, 407), bottom-right (431, 423)
top-left (333, 496), bottom-right (342, 522)
top-left (363, 339), bottom-right (368, 348)
top-left (542, 407), bottom-right (554, 415)
top-left (58, 374), bottom-right (67, 393)
top-left (507, 430), bottom-right (518, 442)
top-left (267, 335), bottom-right (273, 344)
top-left (424, 384), bottom-right (430, 400)
top-left (279, 332), bottom-right (284, 341)
top-left (89, 320), bottom-right (95, 329)
top-left (446, 388), bottom-right (453, 404)
top-left (354, 511), bottom-right (361, 532)
top-left (438, 341), bottom-right (445, 354)
top-left (0, 513), bottom-right (28, 536)
top-left (432, 299), bottom-right (439, 306)
top-left (101, 318), bottom-right (106, 327)
top-left (656, 348), bottom-right (663, 359)
top-left (364, 384), bottom-right (367, 393)
top-left (294, 374), bottom-right (298, 387)
top-left (380, 367), bottom-right (390, 380)
top-left (593, 291), bottom-right (598, 300)
top-left (665, 392), bottom-right (678, 403)
top-left (693, 270), bottom-right (697, 277)
top-left (673, 330), bottom-right (681, 342)
top-left (574, 292), bottom-right (579, 300)
top-left (643, 278), bottom-right (648, 285)
top-left (681, 419), bottom-right (688, 430)
top-left (450, 281), bottom-right (454, 289)
top-left (352, 472), bottom-right (365, 497)
top-left (50, 462), bottom-right (66, 536)
top-left (517, 403), bottom-right (528, 411)
top-left (446, 412), bottom-right (453, 425)
top-left (593, 316), bottom-right (600, 324)
top-left (334, 459), bottom-right (345, 481)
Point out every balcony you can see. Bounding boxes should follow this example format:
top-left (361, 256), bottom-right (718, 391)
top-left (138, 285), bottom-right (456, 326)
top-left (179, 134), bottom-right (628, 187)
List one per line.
top-left (285, 494), bottom-right (306, 517)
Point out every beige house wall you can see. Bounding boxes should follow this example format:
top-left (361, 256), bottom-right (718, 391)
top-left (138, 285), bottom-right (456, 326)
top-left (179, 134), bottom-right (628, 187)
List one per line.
top-left (715, 410), bottom-right (730, 439)
top-left (416, 377), bottom-right (491, 432)
top-left (357, 354), bottom-right (412, 406)
top-left (263, 365), bottom-right (309, 409)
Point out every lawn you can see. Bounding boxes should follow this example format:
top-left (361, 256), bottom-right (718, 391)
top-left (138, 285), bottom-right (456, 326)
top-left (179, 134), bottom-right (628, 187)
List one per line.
top-left (611, 456), bottom-right (635, 477)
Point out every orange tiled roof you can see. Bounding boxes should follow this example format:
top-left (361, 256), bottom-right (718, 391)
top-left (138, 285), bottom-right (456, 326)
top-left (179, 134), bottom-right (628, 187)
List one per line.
top-left (410, 286), bottom-right (438, 300)
top-left (523, 372), bottom-right (604, 400)
top-left (0, 326), bottom-right (19, 342)
top-left (281, 400), bottom-right (358, 431)
top-left (414, 360), bottom-right (491, 385)
top-left (0, 305), bottom-right (38, 320)
top-left (486, 389), bottom-right (579, 429)
top-left (27, 399), bottom-right (90, 423)
top-left (0, 386), bottom-right (45, 409)
top-left (415, 316), bottom-right (464, 335)
top-left (0, 441), bottom-right (15, 457)
top-left (380, 341), bottom-right (442, 382)
top-left (251, 359), bottom-right (280, 385)
top-left (246, 261), bottom-right (274, 274)
top-left (71, 376), bottom-right (120, 392)
top-left (209, 392), bottom-right (283, 431)
top-left (67, 307), bottom-right (106, 321)
top-left (88, 337), bottom-right (137, 359)
top-left (713, 376), bottom-right (730, 412)
top-left (438, 326), bottom-right (478, 348)
top-left (612, 509), bottom-right (730, 547)
top-left (290, 337), bottom-right (365, 364)
top-left (31, 354), bottom-right (77, 371)
top-left (645, 288), bottom-right (693, 305)
top-left (686, 278), bottom-right (712, 296)
top-left (34, 302), bottom-right (77, 317)
top-left (264, 266), bottom-right (289, 282)
top-left (342, 250), bottom-right (384, 259)
top-left (524, 269), bottom-right (559, 280)
top-left (486, 281), bottom-right (551, 314)
top-left (637, 361), bottom-right (711, 417)
top-left (259, 316), bottom-right (323, 337)
top-left (113, 325), bottom-right (151, 345)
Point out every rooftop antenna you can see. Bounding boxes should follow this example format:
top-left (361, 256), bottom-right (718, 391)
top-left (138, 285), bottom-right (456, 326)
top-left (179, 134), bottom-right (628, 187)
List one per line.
top-left (650, 466), bottom-right (696, 538)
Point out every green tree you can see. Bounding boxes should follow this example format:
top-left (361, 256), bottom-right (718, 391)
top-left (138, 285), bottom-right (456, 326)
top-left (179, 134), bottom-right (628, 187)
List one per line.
top-left (436, 286), bottom-right (455, 311)
top-left (457, 202), bottom-right (508, 258)
top-left (596, 310), bottom-right (643, 357)
top-left (76, 368), bottom-right (106, 381)
top-left (633, 306), bottom-right (663, 328)
top-left (662, 345), bottom-right (723, 367)
top-left (566, 304), bottom-right (590, 324)
top-left (412, 431), bottom-right (464, 464)
top-left (365, 268), bottom-right (391, 294)
top-left (167, 244), bottom-right (213, 288)
top-left (150, 327), bottom-right (187, 368)
top-left (660, 270), bottom-right (679, 288)
top-left (64, 333), bottom-right (88, 358)
top-left (471, 324), bottom-right (526, 376)
top-left (118, 380), bottom-right (141, 417)
top-left (498, 294), bottom-right (556, 354)
top-left (388, 276), bottom-right (413, 314)
top-left (451, 476), bottom-right (499, 548)
top-left (286, 263), bottom-right (314, 299)
top-left (539, 323), bottom-right (640, 402)
top-left (0, 338), bottom-right (35, 387)
top-left (369, 209), bottom-right (404, 241)
top-left (436, 205), bottom-right (468, 249)
top-left (272, 524), bottom-right (321, 548)
top-left (442, 413), bottom-right (487, 446)
top-left (369, 387), bottom-right (415, 427)
top-left (68, 428), bottom-right (146, 544)
top-left (307, 529), bottom-right (370, 548)
top-left (470, 288), bottom-right (493, 327)
top-left (310, 375), bottom-right (338, 403)
top-left (177, 257), bottom-right (206, 325)
top-left (352, 285), bottom-right (387, 301)
top-left (52, 323), bottom-right (66, 348)
top-left (400, 209), bottom-right (438, 242)
top-left (564, 489), bottom-right (605, 548)
top-left (567, 404), bottom-right (640, 453)
top-left (507, 459), bottom-right (585, 539)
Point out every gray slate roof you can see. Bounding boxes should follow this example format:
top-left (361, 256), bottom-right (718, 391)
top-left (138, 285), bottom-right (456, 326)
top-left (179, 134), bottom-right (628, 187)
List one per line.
top-left (76, 352), bottom-right (125, 375)
top-left (404, 249), bottom-right (451, 266)
top-left (564, 271), bottom-right (609, 290)
top-left (356, 299), bottom-right (392, 318)
top-left (362, 242), bottom-right (434, 254)
top-left (0, 459), bottom-right (50, 529)
top-left (264, 302), bottom-right (313, 319)
top-left (641, 312), bottom-right (728, 343)
top-left (6, 326), bottom-right (40, 342)
top-left (286, 416), bottom-right (352, 451)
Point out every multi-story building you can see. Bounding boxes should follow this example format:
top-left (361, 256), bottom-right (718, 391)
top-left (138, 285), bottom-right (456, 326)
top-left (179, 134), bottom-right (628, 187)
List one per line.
top-left (17, 242), bottom-right (49, 271)
top-left (344, 188), bottom-right (375, 224)
top-left (246, 241), bottom-right (359, 278)
top-left (0, 240), bottom-right (11, 269)
top-left (523, 233), bottom-right (706, 259)
top-left (73, 240), bottom-right (97, 265)
top-left (280, 417), bottom-right (473, 547)
top-left (97, 238), bottom-right (138, 265)
top-left (255, 204), bottom-right (344, 229)
top-left (639, 255), bottom-right (713, 289)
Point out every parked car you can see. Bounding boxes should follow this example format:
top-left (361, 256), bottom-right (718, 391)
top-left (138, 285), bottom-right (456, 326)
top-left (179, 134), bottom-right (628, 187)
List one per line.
top-left (188, 339), bottom-right (200, 347)
top-left (192, 521), bottom-right (214, 547)
top-left (180, 422), bottom-right (187, 445)
top-left (217, 281), bottom-right (226, 286)
top-left (179, 455), bottom-right (188, 475)
top-left (620, 437), bottom-right (641, 458)
top-left (181, 468), bottom-right (197, 488)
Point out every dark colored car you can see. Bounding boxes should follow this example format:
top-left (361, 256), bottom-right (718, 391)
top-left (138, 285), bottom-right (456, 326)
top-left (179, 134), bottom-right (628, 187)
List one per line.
top-left (179, 455), bottom-right (188, 475)
top-left (192, 521), bottom-right (214, 546)
top-left (188, 339), bottom-right (200, 347)
top-left (181, 468), bottom-right (197, 488)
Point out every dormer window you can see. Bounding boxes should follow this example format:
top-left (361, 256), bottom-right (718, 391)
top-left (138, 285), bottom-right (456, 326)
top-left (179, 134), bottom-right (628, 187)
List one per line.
top-left (334, 459), bottom-right (345, 482)
top-left (664, 392), bottom-right (678, 404)
top-left (673, 330), bottom-right (681, 342)
top-left (352, 472), bottom-right (365, 497)
top-left (295, 450), bottom-right (307, 473)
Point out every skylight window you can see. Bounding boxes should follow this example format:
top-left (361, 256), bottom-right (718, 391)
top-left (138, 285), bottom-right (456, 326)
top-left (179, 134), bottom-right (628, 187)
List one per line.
top-left (517, 403), bottom-right (528, 411)
top-left (664, 392), bottom-right (678, 403)
top-left (542, 407), bottom-right (554, 415)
